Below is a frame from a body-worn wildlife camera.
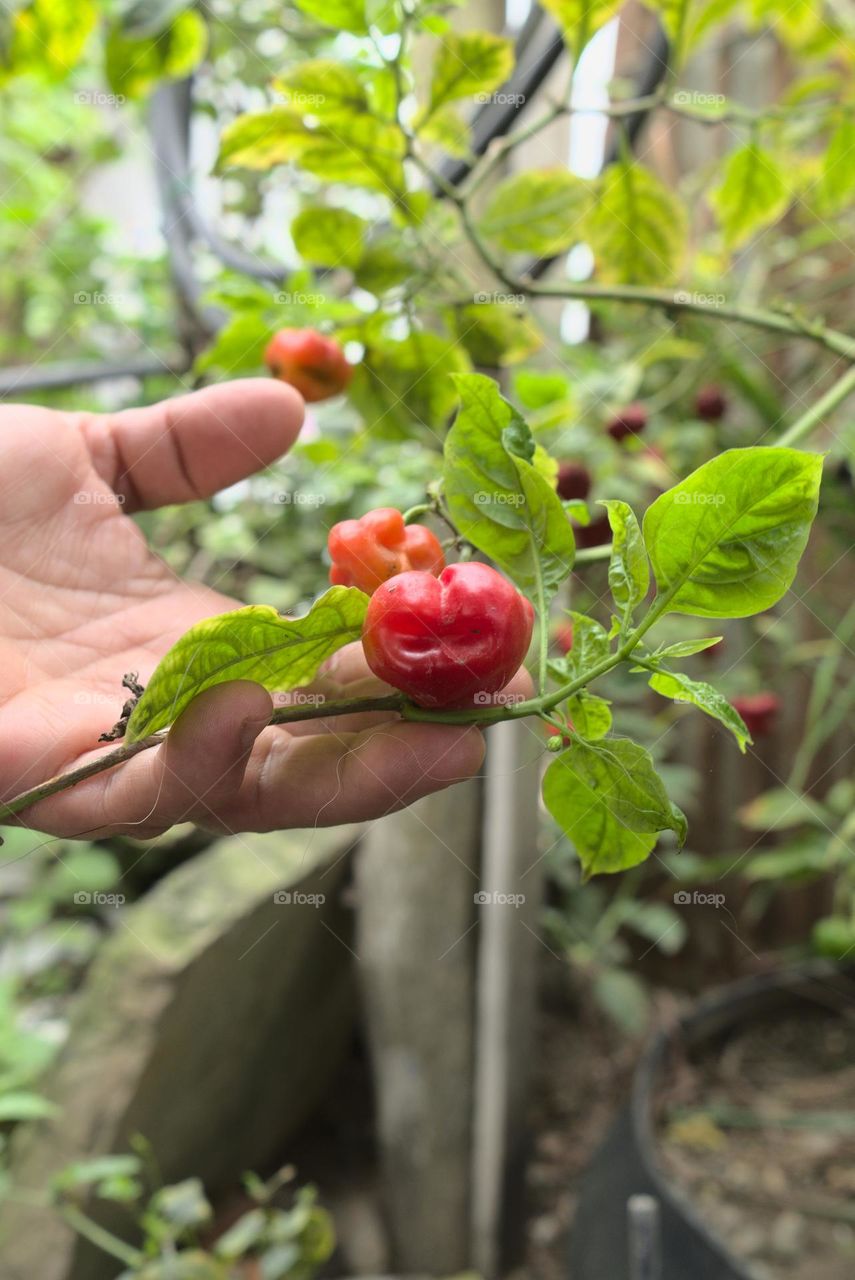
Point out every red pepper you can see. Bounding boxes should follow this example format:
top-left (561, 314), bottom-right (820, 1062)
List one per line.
top-left (264, 328), bottom-right (352, 402)
top-left (328, 508), bottom-right (445, 595)
top-left (732, 692), bottom-right (780, 737)
top-left (555, 621), bottom-right (574, 654)
top-left (362, 563), bottom-right (534, 708)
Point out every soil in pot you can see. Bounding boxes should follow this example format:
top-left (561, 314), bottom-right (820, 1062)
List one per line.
top-left (657, 1001), bottom-right (855, 1280)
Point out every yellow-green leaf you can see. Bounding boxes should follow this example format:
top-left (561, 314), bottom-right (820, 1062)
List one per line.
top-left (711, 143), bottom-right (790, 248)
top-left (217, 108), bottom-right (310, 171)
top-left (291, 207), bottom-right (366, 270)
top-left (427, 31), bottom-right (514, 114)
top-left (478, 169), bottom-right (592, 255)
top-left (538, 0), bottom-right (622, 52)
top-left (584, 161), bottom-right (687, 285)
top-left (126, 589), bottom-right (369, 742)
top-left (293, 0), bottom-right (369, 35)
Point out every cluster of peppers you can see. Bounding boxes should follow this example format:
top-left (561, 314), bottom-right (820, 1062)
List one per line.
top-left (327, 508), bottom-right (534, 709)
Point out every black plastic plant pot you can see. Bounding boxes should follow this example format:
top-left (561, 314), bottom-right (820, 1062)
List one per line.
top-left (569, 962), bottom-right (855, 1280)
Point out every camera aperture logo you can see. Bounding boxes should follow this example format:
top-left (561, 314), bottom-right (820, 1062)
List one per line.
top-left (273, 890), bottom-right (325, 908)
top-left (474, 890), bottom-right (525, 907)
top-left (674, 889), bottom-right (725, 909)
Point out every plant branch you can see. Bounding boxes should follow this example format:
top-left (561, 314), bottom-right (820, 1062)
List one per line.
top-left (776, 364), bottom-right (855, 447)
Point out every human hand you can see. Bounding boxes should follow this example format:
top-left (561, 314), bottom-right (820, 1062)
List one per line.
top-left (0, 380), bottom-right (499, 839)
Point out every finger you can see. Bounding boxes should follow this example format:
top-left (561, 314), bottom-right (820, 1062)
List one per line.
top-left (28, 681), bottom-right (274, 838)
top-left (228, 720), bottom-right (486, 828)
top-left (80, 379), bottom-right (304, 511)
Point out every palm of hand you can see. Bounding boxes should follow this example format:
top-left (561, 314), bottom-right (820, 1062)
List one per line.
top-left (0, 383), bottom-right (486, 840)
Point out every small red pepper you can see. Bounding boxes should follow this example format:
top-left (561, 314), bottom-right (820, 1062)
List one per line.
top-left (362, 563), bottom-right (534, 708)
top-left (555, 621), bottom-right (574, 654)
top-left (264, 328), bottom-right (353, 402)
top-left (732, 692), bottom-right (780, 738)
top-left (328, 508), bottom-right (445, 595)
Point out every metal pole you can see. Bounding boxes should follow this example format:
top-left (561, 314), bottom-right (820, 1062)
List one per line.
top-left (628, 1194), bottom-right (662, 1280)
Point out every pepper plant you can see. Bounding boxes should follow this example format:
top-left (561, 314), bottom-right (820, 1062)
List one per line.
top-left (0, 372), bottom-right (823, 878)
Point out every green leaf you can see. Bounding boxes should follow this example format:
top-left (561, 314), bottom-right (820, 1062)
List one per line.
top-left (214, 1209), bottom-right (267, 1259)
top-left (273, 60), bottom-right (370, 119)
top-left (195, 313), bottom-right (271, 376)
top-left (150, 1179), bottom-right (212, 1230)
top-left (712, 143), bottom-right (790, 248)
top-left (418, 104), bottom-right (471, 157)
top-left (550, 612), bottom-right (610, 681)
top-left (351, 331), bottom-right (470, 434)
top-left (53, 1155), bottom-right (143, 1193)
top-left (538, 0), bottom-right (622, 51)
top-left (452, 302), bottom-right (541, 366)
top-left (217, 108), bottom-right (311, 170)
top-left (105, 8), bottom-right (207, 98)
top-left (813, 916), bottom-right (855, 958)
top-left (11, 0), bottom-right (97, 77)
top-left (291, 207), bottom-right (366, 270)
top-left (593, 968), bottom-right (650, 1036)
top-left (543, 736), bottom-right (687, 878)
top-left (443, 373), bottom-right (575, 599)
top-left (645, 0), bottom-right (692, 62)
top-left (647, 668), bottom-right (751, 751)
top-left (651, 636), bottom-right (722, 659)
top-left (818, 118), bottom-right (855, 214)
top-left (426, 31), bottom-right (514, 114)
top-left (600, 500), bottom-right (649, 618)
top-left (616, 899), bottom-right (687, 955)
top-left (126, 589), bottom-right (369, 742)
top-left (293, 0), bottom-right (369, 34)
top-left (0, 1092), bottom-right (57, 1122)
top-left (738, 787), bottom-right (828, 832)
top-left (353, 241), bottom-right (411, 293)
top-left (296, 115), bottom-right (406, 195)
top-left (643, 447), bottom-right (823, 618)
top-left (566, 692), bottom-right (612, 739)
top-left (478, 169), bottom-right (592, 255)
top-left (583, 160), bottom-right (687, 284)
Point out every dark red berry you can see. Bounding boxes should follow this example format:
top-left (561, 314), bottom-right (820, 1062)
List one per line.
top-left (574, 512), bottom-right (612, 549)
top-left (695, 385), bottom-right (727, 422)
top-left (557, 461), bottom-right (591, 501)
top-left (606, 402), bottom-right (647, 442)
